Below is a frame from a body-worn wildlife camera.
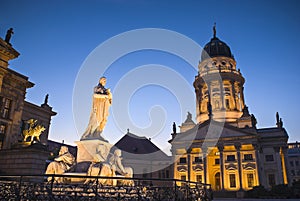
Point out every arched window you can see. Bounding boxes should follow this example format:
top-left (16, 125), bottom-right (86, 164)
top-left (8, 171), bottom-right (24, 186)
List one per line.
top-left (215, 172), bottom-right (221, 190)
top-left (215, 100), bottom-right (220, 109)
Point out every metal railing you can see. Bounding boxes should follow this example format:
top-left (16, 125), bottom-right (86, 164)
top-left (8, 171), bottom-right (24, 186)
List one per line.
top-left (0, 174), bottom-right (212, 201)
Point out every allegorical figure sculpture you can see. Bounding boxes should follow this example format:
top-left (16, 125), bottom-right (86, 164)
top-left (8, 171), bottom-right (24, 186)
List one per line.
top-left (109, 149), bottom-right (134, 186)
top-left (109, 149), bottom-right (127, 176)
top-left (85, 144), bottom-right (112, 185)
top-left (86, 149), bottom-right (134, 186)
top-left (81, 77), bottom-right (112, 140)
top-left (45, 146), bottom-right (75, 182)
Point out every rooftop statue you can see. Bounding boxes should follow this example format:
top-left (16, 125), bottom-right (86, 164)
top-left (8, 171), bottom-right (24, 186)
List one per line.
top-left (5, 28), bottom-right (14, 44)
top-left (81, 77), bottom-right (112, 141)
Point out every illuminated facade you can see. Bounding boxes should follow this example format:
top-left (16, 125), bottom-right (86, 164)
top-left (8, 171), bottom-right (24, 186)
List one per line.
top-left (0, 34), bottom-right (56, 150)
top-left (170, 28), bottom-right (290, 192)
top-left (287, 142), bottom-right (300, 182)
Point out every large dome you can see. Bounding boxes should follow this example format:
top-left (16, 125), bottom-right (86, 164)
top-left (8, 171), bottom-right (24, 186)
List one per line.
top-left (201, 36), bottom-right (234, 61)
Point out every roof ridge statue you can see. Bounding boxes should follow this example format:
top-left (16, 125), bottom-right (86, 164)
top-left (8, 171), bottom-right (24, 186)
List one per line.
top-left (5, 28), bottom-right (14, 45)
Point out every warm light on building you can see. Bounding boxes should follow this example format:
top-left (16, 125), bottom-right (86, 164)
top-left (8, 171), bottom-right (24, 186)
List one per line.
top-left (169, 27), bottom-right (290, 193)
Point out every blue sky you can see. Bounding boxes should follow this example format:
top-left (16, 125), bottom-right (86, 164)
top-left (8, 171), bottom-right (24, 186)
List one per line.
top-left (1, 0), bottom-right (299, 153)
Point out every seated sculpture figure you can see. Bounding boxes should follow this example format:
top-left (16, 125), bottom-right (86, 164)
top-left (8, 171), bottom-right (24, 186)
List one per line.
top-left (86, 148), bottom-right (133, 186)
top-left (109, 149), bottom-right (134, 186)
top-left (45, 146), bottom-right (75, 182)
top-left (85, 144), bottom-right (112, 185)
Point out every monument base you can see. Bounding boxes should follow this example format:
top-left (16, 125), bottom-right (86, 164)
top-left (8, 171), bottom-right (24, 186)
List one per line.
top-left (75, 139), bottom-right (112, 163)
top-left (0, 144), bottom-right (48, 181)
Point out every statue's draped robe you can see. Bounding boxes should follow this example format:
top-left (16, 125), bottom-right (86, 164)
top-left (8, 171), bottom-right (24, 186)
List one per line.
top-left (45, 152), bottom-right (75, 176)
top-left (81, 93), bottom-right (111, 140)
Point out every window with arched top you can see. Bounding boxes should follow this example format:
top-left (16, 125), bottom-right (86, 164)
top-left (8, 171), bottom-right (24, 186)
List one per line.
top-left (215, 100), bottom-right (220, 109)
top-left (215, 172), bottom-right (221, 190)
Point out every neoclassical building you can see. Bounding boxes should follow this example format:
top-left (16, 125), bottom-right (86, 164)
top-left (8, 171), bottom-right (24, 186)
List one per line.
top-left (169, 28), bottom-right (290, 192)
top-left (0, 30), bottom-right (57, 175)
top-left (0, 32), bottom-right (56, 149)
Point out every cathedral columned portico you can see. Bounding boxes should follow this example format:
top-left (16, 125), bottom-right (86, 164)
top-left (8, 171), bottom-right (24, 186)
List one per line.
top-left (170, 26), bottom-right (289, 192)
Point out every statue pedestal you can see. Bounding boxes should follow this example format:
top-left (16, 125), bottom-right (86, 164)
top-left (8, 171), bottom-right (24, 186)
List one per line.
top-left (0, 144), bottom-right (48, 181)
top-left (75, 139), bottom-right (112, 163)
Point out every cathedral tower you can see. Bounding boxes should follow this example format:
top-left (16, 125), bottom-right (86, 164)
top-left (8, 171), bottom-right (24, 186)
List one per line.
top-left (194, 25), bottom-right (245, 123)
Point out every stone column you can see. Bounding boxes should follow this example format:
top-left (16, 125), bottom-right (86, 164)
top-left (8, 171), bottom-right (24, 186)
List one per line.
top-left (282, 146), bottom-right (291, 185)
top-left (230, 80), bottom-right (237, 110)
top-left (195, 88), bottom-right (200, 117)
top-left (187, 148), bottom-right (192, 182)
top-left (274, 147), bottom-right (284, 184)
top-left (218, 144), bottom-right (225, 190)
top-left (202, 147), bottom-right (208, 184)
top-left (219, 80), bottom-right (225, 110)
top-left (235, 143), bottom-right (243, 190)
top-left (240, 85), bottom-right (245, 109)
top-left (198, 85), bottom-right (203, 114)
top-left (253, 143), bottom-right (262, 186)
top-left (258, 146), bottom-right (267, 187)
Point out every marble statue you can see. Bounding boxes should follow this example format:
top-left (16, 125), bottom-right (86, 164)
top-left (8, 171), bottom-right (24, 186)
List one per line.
top-left (109, 149), bottom-right (134, 186)
top-left (85, 149), bottom-right (133, 186)
top-left (81, 77), bottom-right (112, 140)
top-left (93, 143), bottom-right (111, 163)
top-left (109, 149), bottom-right (127, 176)
top-left (22, 119), bottom-right (45, 143)
top-left (45, 146), bottom-right (75, 182)
top-left (84, 144), bottom-right (112, 185)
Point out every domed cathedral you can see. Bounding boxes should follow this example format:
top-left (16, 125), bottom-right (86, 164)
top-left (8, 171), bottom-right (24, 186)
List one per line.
top-left (195, 25), bottom-right (245, 124)
top-left (169, 25), bottom-right (290, 195)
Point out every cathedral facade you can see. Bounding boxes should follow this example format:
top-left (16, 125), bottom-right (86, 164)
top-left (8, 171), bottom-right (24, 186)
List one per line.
top-left (169, 28), bottom-right (289, 192)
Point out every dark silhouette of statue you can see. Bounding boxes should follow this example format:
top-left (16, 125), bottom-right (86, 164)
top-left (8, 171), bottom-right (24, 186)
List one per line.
top-left (251, 114), bottom-right (257, 127)
top-left (173, 122), bottom-right (176, 134)
top-left (213, 22), bottom-right (216, 38)
top-left (279, 118), bottom-right (283, 128)
top-left (5, 28), bottom-right (14, 44)
top-left (44, 94), bottom-right (49, 105)
top-left (276, 112), bottom-right (280, 127)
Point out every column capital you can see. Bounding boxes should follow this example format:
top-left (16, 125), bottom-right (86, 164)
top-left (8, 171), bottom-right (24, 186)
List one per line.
top-left (281, 145), bottom-right (288, 152)
top-left (217, 144), bottom-right (224, 152)
top-left (201, 146), bottom-right (208, 154)
top-left (186, 147), bottom-right (192, 154)
top-left (234, 143), bottom-right (241, 151)
top-left (273, 147), bottom-right (281, 153)
top-left (252, 143), bottom-right (261, 150)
